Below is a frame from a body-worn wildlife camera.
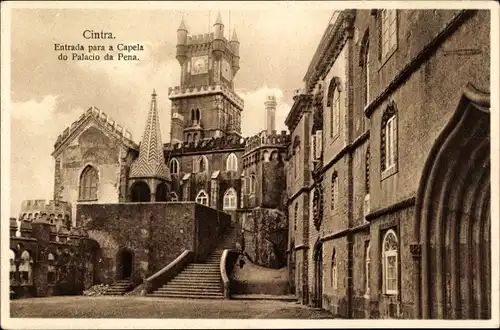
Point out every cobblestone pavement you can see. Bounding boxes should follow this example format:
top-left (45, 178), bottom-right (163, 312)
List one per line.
top-left (10, 296), bottom-right (336, 319)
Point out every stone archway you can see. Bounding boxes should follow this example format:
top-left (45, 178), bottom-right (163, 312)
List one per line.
top-left (313, 240), bottom-right (323, 308)
top-left (413, 84), bottom-right (490, 319)
top-left (130, 181), bottom-right (151, 202)
top-left (155, 182), bottom-right (168, 202)
top-left (117, 248), bottom-right (133, 280)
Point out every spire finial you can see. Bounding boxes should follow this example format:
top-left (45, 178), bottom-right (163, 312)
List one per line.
top-left (178, 18), bottom-right (187, 31)
top-left (152, 88), bottom-right (157, 97)
top-left (215, 11), bottom-right (223, 25)
top-left (231, 28), bottom-right (238, 42)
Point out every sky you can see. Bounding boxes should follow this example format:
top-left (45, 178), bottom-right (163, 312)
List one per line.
top-left (8, 5), bottom-right (333, 217)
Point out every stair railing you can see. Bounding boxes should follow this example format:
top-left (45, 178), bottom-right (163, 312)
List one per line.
top-left (220, 249), bottom-right (239, 299)
top-left (142, 250), bottom-right (194, 295)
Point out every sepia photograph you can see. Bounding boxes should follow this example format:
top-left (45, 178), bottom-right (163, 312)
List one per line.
top-left (1, 1), bottom-right (499, 328)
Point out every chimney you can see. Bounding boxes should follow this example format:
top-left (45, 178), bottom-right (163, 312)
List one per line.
top-left (264, 94), bottom-right (277, 134)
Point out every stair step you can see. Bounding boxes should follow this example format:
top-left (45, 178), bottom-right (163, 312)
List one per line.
top-left (180, 270), bottom-right (220, 274)
top-left (162, 283), bottom-right (220, 289)
top-left (158, 287), bottom-right (221, 294)
top-left (154, 289), bottom-right (223, 295)
top-left (170, 279), bottom-right (220, 285)
top-left (148, 293), bottom-right (224, 299)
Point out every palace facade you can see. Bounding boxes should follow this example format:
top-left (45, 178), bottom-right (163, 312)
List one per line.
top-left (285, 9), bottom-right (491, 319)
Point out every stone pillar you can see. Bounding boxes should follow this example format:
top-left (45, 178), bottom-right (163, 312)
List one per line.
top-left (211, 178), bottom-right (219, 209)
top-left (410, 243), bottom-right (422, 318)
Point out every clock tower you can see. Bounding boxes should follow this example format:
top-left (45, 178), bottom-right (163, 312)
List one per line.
top-left (169, 13), bottom-right (244, 144)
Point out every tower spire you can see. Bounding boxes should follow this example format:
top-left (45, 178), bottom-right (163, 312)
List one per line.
top-left (129, 90), bottom-right (170, 181)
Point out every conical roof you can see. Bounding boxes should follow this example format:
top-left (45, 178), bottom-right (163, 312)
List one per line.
top-left (231, 29), bottom-right (239, 42)
top-left (215, 11), bottom-right (224, 25)
top-left (178, 19), bottom-right (187, 31)
top-left (129, 90), bottom-right (170, 181)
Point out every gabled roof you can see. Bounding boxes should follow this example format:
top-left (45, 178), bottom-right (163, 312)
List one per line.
top-left (52, 106), bottom-right (138, 157)
top-left (129, 90), bottom-right (170, 181)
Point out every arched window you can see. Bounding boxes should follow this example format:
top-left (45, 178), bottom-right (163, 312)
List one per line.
top-left (263, 150), bottom-right (270, 162)
top-left (381, 102), bottom-right (397, 172)
top-left (270, 151), bottom-right (278, 161)
top-left (193, 156), bottom-right (208, 173)
top-left (249, 174), bottom-right (256, 195)
top-left (169, 158), bottom-right (179, 175)
top-left (79, 165), bottom-right (98, 200)
top-left (327, 77), bottom-right (341, 139)
top-left (380, 10), bottom-right (398, 60)
top-left (364, 241), bottom-right (371, 296)
top-left (19, 250), bottom-right (33, 285)
top-left (382, 229), bottom-right (398, 295)
top-left (331, 171), bottom-right (338, 211)
top-left (47, 253), bottom-right (56, 284)
top-left (294, 146), bottom-right (300, 177)
top-left (294, 203), bottom-right (298, 231)
top-left (196, 190), bottom-right (209, 206)
top-left (10, 250), bottom-right (16, 285)
top-left (223, 188), bottom-right (237, 210)
top-left (226, 153), bottom-right (238, 171)
top-left (360, 30), bottom-right (370, 107)
top-left (331, 248), bottom-right (337, 290)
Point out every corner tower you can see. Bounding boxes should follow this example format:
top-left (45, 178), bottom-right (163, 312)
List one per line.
top-left (169, 13), bottom-right (244, 144)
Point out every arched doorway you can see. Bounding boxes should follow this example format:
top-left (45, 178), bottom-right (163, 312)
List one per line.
top-left (413, 85), bottom-right (490, 319)
top-left (155, 183), bottom-right (168, 202)
top-left (130, 181), bottom-right (151, 202)
top-left (313, 240), bottom-right (323, 308)
top-left (117, 249), bottom-right (133, 280)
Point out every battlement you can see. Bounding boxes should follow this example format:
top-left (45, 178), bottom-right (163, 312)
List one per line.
top-left (19, 199), bottom-right (72, 221)
top-left (168, 83), bottom-right (244, 109)
top-left (164, 134), bottom-right (246, 155)
top-left (53, 106), bottom-right (137, 151)
top-left (187, 32), bottom-right (215, 45)
top-left (244, 130), bottom-right (290, 154)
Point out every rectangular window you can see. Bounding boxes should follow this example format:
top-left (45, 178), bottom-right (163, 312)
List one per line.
top-left (381, 10), bottom-right (397, 59)
top-left (311, 134), bottom-right (317, 161)
top-left (365, 50), bottom-right (370, 106)
top-left (330, 92), bottom-right (340, 139)
top-left (315, 130), bottom-right (323, 159)
top-left (385, 252), bottom-right (398, 294)
top-left (385, 117), bottom-right (396, 169)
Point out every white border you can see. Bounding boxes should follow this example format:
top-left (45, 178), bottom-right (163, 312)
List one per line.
top-left (1, 1), bottom-right (499, 329)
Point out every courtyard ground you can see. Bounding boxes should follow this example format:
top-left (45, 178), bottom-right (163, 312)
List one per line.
top-left (10, 296), bottom-right (335, 319)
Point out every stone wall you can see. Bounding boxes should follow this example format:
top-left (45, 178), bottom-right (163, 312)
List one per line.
top-left (76, 202), bottom-right (229, 284)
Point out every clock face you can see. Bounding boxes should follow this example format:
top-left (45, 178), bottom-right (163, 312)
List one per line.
top-left (191, 55), bottom-right (208, 75)
top-left (222, 59), bottom-right (232, 81)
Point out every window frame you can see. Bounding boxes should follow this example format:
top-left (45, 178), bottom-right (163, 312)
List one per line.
top-left (331, 248), bottom-right (338, 290)
top-left (382, 229), bottom-right (399, 295)
top-left (330, 87), bottom-right (340, 139)
top-left (223, 188), bottom-right (237, 210)
top-left (79, 165), bottom-right (98, 201)
top-left (195, 190), bottom-right (209, 206)
top-left (226, 153), bottom-right (238, 172)
top-left (380, 9), bottom-right (398, 62)
top-left (169, 158), bottom-right (180, 175)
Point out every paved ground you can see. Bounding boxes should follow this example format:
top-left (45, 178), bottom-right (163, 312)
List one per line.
top-left (10, 296), bottom-right (336, 319)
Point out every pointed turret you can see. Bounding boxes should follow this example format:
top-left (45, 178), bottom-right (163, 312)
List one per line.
top-left (176, 19), bottom-right (188, 65)
top-left (230, 28), bottom-right (240, 76)
top-left (129, 90), bottom-right (170, 181)
top-left (212, 11), bottom-right (225, 60)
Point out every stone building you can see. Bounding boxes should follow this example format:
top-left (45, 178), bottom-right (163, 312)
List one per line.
top-left (11, 13), bottom-right (289, 297)
top-left (286, 9), bottom-right (490, 319)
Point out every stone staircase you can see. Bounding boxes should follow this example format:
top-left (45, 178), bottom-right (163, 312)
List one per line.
top-left (103, 279), bottom-right (133, 296)
top-left (148, 227), bottom-right (237, 299)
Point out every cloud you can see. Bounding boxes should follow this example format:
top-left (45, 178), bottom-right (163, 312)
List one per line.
top-left (239, 86), bottom-right (290, 137)
top-left (10, 95), bottom-right (83, 217)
